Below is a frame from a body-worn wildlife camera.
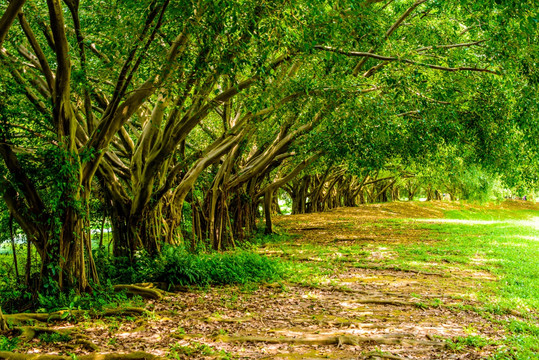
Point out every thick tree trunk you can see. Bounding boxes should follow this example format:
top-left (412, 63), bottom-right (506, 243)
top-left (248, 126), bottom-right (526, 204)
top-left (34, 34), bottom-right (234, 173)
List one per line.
top-left (58, 208), bottom-right (89, 291)
top-left (110, 203), bottom-right (137, 258)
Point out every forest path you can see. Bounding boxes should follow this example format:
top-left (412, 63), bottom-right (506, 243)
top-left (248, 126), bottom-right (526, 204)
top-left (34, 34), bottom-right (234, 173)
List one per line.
top-left (129, 201), bottom-right (506, 359)
top-left (14, 201), bottom-right (534, 359)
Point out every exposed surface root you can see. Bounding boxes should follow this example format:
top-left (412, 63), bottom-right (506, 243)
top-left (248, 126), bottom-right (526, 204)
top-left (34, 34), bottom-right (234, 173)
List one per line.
top-left (113, 285), bottom-right (164, 300)
top-left (100, 307), bottom-right (149, 317)
top-left (354, 298), bottom-right (418, 306)
top-left (217, 334), bottom-right (444, 347)
top-left (17, 326), bottom-right (72, 341)
top-left (4, 307), bottom-right (148, 327)
top-left (134, 282), bottom-right (190, 293)
top-left (354, 264), bottom-right (444, 277)
top-left (74, 335), bottom-right (100, 352)
top-left (364, 351), bottom-right (404, 360)
top-left (0, 351), bottom-right (162, 360)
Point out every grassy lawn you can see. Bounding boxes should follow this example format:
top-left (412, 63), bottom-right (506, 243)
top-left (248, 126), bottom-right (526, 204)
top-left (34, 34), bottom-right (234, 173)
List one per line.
top-left (270, 204), bottom-right (539, 359)
top-left (395, 209), bottom-right (539, 359)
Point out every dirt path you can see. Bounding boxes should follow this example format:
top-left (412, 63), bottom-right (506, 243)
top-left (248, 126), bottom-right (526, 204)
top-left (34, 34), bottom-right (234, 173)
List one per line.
top-left (11, 202), bottom-right (518, 359)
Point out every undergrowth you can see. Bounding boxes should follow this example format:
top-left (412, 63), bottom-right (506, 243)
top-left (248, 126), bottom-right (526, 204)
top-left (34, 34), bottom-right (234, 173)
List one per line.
top-left (95, 244), bottom-right (283, 287)
top-left (1, 242), bottom-right (283, 313)
top-left (0, 335), bottom-right (19, 351)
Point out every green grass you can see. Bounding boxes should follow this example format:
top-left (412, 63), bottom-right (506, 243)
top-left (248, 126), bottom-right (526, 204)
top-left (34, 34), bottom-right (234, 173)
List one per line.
top-left (268, 205), bottom-right (539, 359)
top-left (382, 211), bottom-right (539, 358)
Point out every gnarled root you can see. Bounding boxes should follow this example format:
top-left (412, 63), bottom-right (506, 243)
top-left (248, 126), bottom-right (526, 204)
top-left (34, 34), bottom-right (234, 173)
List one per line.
top-left (133, 283), bottom-right (189, 293)
top-left (75, 338), bottom-right (100, 352)
top-left (0, 351), bottom-right (162, 360)
top-left (217, 334), bottom-right (444, 347)
top-left (100, 307), bottom-right (149, 317)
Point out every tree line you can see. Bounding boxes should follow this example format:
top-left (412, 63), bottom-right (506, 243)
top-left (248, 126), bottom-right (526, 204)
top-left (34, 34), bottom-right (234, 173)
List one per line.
top-left (0, 0), bottom-right (537, 298)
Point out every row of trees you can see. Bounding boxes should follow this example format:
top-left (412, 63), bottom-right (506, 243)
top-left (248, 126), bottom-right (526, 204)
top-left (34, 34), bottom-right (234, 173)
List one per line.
top-left (0, 0), bottom-right (537, 295)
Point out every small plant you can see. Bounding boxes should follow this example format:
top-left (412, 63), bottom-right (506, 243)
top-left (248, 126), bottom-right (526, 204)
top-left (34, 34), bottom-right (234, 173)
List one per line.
top-left (508, 320), bottom-right (539, 336)
top-left (107, 319), bottom-right (120, 333)
top-left (414, 301), bottom-right (429, 310)
top-left (0, 335), bottom-right (19, 351)
top-left (169, 341), bottom-right (233, 359)
top-left (38, 332), bottom-right (71, 343)
top-left (446, 335), bottom-right (495, 352)
top-left (216, 328), bottom-right (228, 336)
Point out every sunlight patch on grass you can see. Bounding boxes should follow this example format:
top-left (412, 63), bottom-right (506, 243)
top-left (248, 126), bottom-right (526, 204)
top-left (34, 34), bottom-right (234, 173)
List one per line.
top-left (416, 219), bottom-right (503, 225)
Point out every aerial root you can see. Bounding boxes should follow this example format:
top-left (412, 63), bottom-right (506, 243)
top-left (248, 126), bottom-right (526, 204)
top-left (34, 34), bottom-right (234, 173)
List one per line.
top-left (216, 334), bottom-right (444, 347)
top-left (0, 351), bottom-right (162, 360)
top-left (113, 285), bottom-right (164, 300)
top-left (1, 308), bottom-right (7, 331)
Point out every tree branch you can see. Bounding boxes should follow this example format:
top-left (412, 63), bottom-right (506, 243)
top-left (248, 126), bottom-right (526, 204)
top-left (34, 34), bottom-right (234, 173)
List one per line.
top-left (314, 45), bottom-right (500, 75)
top-left (353, 0), bottom-right (428, 76)
top-left (17, 12), bottom-right (54, 92)
top-left (415, 40), bottom-right (486, 52)
top-left (0, 0), bottom-right (27, 47)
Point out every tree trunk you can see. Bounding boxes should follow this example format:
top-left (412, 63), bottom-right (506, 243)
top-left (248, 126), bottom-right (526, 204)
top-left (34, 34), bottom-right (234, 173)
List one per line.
top-left (0, 306), bottom-right (6, 331)
top-left (58, 205), bottom-right (90, 292)
top-left (111, 205), bottom-right (133, 258)
top-left (264, 189), bottom-right (274, 234)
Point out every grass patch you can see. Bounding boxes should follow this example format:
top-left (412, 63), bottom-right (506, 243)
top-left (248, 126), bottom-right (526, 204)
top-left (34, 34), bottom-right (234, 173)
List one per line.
top-left (445, 335), bottom-right (497, 351)
top-left (379, 209), bottom-right (539, 359)
top-left (158, 249), bottom-right (283, 286)
top-left (269, 203), bottom-right (539, 358)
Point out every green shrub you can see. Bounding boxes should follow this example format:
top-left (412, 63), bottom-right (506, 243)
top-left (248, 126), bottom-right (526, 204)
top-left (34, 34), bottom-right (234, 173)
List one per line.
top-left (36, 283), bottom-right (128, 313)
top-left (157, 246), bottom-right (282, 286)
top-left (38, 332), bottom-right (71, 343)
